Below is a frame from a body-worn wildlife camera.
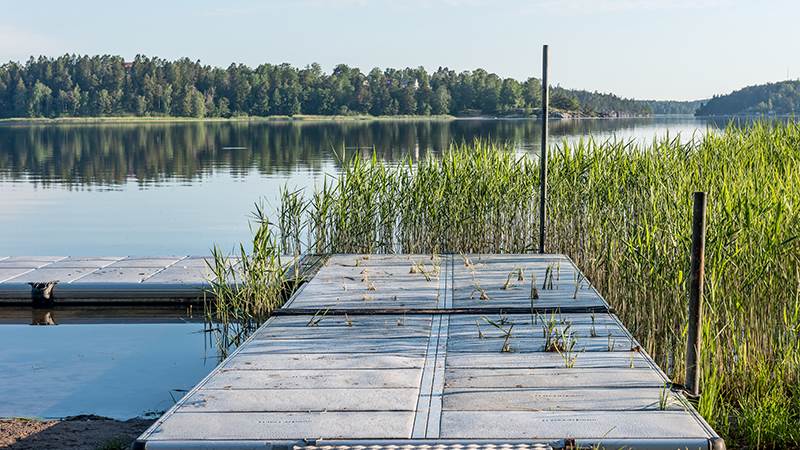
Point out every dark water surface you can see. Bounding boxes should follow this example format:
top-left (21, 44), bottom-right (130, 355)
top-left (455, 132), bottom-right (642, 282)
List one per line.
top-left (0, 117), bottom-right (727, 255)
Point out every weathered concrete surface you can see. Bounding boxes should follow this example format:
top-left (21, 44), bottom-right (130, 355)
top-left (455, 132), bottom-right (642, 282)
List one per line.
top-left (135, 254), bottom-right (721, 450)
top-left (0, 256), bottom-right (239, 303)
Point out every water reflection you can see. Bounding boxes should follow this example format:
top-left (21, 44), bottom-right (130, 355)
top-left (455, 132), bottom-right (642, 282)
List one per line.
top-left (0, 117), bottom-right (731, 187)
top-left (31, 308), bottom-right (56, 325)
top-left (0, 306), bottom-right (216, 419)
top-left (0, 117), bottom-right (742, 255)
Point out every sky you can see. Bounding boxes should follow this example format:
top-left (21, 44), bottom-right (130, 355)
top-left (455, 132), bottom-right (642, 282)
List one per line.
top-left (1, 0), bottom-right (799, 101)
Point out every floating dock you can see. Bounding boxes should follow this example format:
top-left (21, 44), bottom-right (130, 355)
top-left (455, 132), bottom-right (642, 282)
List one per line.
top-left (134, 254), bottom-right (723, 450)
top-left (0, 256), bottom-right (228, 304)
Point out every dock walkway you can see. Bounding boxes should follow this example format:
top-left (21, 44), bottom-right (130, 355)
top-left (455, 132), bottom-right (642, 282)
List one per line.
top-left (0, 256), bottom-right (227, 304)
top-left (134, 254), bottom-right (723, 450)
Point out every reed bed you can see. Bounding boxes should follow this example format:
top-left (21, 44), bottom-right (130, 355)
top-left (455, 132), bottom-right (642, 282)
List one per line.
top-left (212, 121), bottom-right (799, 448)
top-left (205, 203), bottom-right (294, 356)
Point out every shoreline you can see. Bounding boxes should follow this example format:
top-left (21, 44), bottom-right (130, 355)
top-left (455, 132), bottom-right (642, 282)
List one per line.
top-left (0, 416), bottom-right (154, 450)
top-left (0, 113), bottom-right (659, 126)
top-left (0, 114), bottom-right (456, 125)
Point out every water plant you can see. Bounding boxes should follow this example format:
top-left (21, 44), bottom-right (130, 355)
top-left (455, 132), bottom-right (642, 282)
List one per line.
top-left (502, 267), bottom-right (525, 290)
top-left (220, 121), bottom-right (800, 447)
top-left (573, 272), bottom-right (585, 299)
top-left (483, 315), bottom-right (515, 352)
top-left (659, 383), bottom-right (673, 411)
top-left (410, 260), bottom-right (439, 282)
top-left (307, 308), bottom-right (330, 327)
top-left (530, 272), bottom-right (539, 300)
top-left (471, 280), bottom-right (490, 301)
top-left (206, 203), bottom-right (294, 357)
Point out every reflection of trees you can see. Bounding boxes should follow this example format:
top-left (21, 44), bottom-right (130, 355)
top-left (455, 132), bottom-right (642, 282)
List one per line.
top-left (0, 119), bottom-right (728, 187)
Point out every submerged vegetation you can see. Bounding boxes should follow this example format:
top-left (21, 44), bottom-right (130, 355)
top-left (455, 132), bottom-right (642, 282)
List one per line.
top-left (210, 120), bottom-right (800, 448)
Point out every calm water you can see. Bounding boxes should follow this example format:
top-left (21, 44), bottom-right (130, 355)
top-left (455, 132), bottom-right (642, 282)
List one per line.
top-left (0, 117), bottom-right (728, 256)
top-left (0, 307), bottom-right (217, 419)
top-left (0, 116), bottom-right (757, 420)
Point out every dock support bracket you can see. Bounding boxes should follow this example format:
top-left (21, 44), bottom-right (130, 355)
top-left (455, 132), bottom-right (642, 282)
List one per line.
top-left (29, 280), bottom-right (58, 308)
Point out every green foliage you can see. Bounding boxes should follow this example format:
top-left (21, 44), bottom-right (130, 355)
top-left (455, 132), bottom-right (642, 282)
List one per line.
top-left (638, 99), bottom-right (705, 115)
top-left (206, 203), bottom-right (294, 357)
top-left (0, 55), bottom-right (674, 119)
top-left (267, 121), bottom-right (800, 448)
top-left (551, 90), bottom-right (580, 111)
top-left (696, 80), bottom-right (800, 116)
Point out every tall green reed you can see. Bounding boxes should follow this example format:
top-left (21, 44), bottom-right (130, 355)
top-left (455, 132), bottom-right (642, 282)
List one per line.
top-left (265, 121), bottom-right (800, 447)
top-left (206, 202), bottom-right (293, 357)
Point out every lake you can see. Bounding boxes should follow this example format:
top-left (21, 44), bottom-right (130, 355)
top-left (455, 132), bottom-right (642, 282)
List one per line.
top-left (0, 117), bottom-right (729, 256)
top-left (0, 306), bottom-right (217, 419)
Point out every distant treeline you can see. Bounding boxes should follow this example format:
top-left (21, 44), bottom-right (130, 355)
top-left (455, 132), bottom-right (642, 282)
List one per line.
top-left (638, 99), bottom-right (705, 115)
top-left (695, 80), bottom-right (800, 116)
top-left (0, 55), bottom-right (658, 119)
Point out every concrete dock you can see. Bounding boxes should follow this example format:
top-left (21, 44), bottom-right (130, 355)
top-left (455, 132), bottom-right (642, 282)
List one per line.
top-left (0, 256), bottom-right (228, 304)
top-left (134, 254), bottom-right (723, 450)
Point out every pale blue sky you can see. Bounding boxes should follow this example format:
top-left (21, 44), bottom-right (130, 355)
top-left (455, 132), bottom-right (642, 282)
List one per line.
top-left (1, 0), bottom-right (798, 100)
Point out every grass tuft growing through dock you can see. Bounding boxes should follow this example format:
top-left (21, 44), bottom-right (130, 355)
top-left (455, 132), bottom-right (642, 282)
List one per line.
top-left (256, 120), bottom-right (800, 448)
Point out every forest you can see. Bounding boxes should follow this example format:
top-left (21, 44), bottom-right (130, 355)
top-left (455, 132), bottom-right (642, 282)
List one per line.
top-left (696, 80), bottom-right (800, 116)
top-left (0, 55), bottom-right (655, 119)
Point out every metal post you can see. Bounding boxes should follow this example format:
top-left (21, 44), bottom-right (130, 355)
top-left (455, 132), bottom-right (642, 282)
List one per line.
top-left (538, 44), bottom-right (549, 254)
top-left (685, 191), bottom-right (706, 398)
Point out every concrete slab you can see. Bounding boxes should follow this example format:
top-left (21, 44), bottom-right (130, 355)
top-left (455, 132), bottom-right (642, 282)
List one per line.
top-left (238, 338), bottom-right (430, 355)
top-left (134, 254), bottom-right (721, 449)
top-left (0, 268), bottom-right (34, 283)
top-left (182, 388), bottom-right (420, 412)
top-left (5, 267), bottom-right (102, 283)
top-left (223, 353), bottom-right (425, 370)
top-left (144, 264), bottom-right (216, 284)
top-left (108, 257), bottom-right (185, 268)
top-left (440, 410), bottom-right (711, 440)
top-left (443, 368), bottom-right (666, 389)
top-left (146, 411), bottom-right (414, 441)
top-left (284, 254), bottom-right (443, 310)
top-left (452, 254), bottom-right (608, 310)
top-left (44, 257), bottom-right (124, 268)
top-left (77, 266), bottom-right (166, 283)
top-left (446, 352), bottom-right (653, 369)
top-left (442, 387), bottom-right (686, 411)
top-left (0, 256), bottom-right (64, 269)
top-left (0, 255), bottom-right (283, 302)
top-left (205, 368), bottom-right (422, 389)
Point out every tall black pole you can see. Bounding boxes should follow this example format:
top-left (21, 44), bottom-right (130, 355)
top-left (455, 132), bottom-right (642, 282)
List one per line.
top-left (538, 44), bottom-right (549, 254)
top-left (685, 191), bottom-right (707, 398)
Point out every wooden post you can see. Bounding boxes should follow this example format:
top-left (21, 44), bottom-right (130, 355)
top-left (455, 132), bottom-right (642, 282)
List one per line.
top-left (685, 191), bottom-right (706, 397)
top-left (538, 44), bottom-right (549, 254)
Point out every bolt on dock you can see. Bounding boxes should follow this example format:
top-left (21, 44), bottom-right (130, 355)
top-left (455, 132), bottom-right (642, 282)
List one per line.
top-left (134, 254), bottom-right (723, 450)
